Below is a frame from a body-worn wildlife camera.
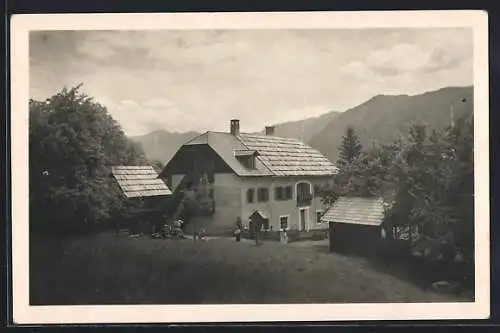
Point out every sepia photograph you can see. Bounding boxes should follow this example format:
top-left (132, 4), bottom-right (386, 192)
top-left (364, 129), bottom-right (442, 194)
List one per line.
top-left (11, 11), bottom-right (489, 324)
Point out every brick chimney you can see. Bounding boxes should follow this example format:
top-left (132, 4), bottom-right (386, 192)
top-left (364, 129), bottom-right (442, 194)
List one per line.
top-left (230, 119), bottom-right (240, 136)
top-left (265, 126), bottom-right (275, 136)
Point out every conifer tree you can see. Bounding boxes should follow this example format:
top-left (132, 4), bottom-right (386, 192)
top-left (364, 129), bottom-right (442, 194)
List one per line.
top-left (337, 126), bottom-right (363, 168)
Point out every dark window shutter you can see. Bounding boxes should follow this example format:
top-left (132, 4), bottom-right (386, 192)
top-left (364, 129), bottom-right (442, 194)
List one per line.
top-left (247, 188), bottom-right (254, 203)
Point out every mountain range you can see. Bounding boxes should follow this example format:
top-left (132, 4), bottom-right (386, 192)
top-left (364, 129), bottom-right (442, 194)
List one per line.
top-left (131, 86), bottom-right (473, 164)
top-left (309, 86), bottom-right (473, 161)
top-left (131, 130), bottom-right (200, 163)
top-left (255, 110), bottom-right (340, 142)
top-left (130, 110), bottom-right (340, 163)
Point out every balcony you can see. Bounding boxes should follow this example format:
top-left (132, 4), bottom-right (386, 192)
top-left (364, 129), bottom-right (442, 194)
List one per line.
top-left (296, 193), bottom-right (313, 207)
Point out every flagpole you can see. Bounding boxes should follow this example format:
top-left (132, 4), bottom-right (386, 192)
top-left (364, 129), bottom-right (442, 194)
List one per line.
top-left (301, 94), bottom-right (306, 142)
top-left (450, 104), bottom-right (455, 129)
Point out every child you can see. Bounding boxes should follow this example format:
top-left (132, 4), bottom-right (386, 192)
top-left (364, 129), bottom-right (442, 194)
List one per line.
top-left (199, 228), bottom-right (207, 242)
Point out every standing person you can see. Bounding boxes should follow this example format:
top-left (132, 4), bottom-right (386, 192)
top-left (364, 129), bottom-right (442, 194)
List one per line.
top-left (173, 219), bottom-right (183, 239)
top-left (248, 217), bottom-right (254, 240)
top-left (254, 219), bottom-right (263, 245)
top-left (234, 217), bottom-right (243, 242)
top-left (280, 222), bottom-right (288, 244)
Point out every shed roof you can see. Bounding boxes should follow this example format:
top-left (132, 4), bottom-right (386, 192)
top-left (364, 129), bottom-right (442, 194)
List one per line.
top-left (183, 131), bottom-right (338, 177)
top-left (111, 166), bottom-right (172, 198)
top-left (321, 196), bottom-right (385, 226)
top-left (249, 210), bottom-right (269, 220)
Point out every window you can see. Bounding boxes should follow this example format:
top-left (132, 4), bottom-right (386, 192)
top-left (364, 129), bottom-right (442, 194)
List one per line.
top-left (274, 186), bottom-right (285, 200)
top-left (284, 186), bottom-right (293, 199)
top-left (238, 156), bottom-right (256, 169)
top-left (280, 216), bottom-right (289, 230)
top-left (246, 188), bottom-right (255, 203)
top-left (257, 187), bottom-right (269, 202)
top-left (316, 210), bottom-right (323, 224)
top-left (245, 157), bottom-right (256, 169)
top-left (313, 185), bottom-right (322, 197)
top-left (296, 182), bottom-right (313, 207)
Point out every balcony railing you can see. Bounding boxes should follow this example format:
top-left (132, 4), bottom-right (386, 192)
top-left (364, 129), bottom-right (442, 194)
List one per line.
top-left (296, 193), bottom-right (313, 207)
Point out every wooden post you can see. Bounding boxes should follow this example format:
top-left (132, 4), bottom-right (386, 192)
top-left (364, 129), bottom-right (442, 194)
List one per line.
top-left (329, 222), bottom-right (334, 252)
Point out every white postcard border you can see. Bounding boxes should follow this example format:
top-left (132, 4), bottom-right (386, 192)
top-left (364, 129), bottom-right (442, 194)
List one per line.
top-left (10, 10), bottom-right (490, 324)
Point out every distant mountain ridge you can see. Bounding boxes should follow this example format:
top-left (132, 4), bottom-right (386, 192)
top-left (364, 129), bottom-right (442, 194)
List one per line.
top-left (131, 130), bottom-right (200, 164)
top-left (131, 111), bottom-right (340, 164)
top-left (256, 110), bottom-right (341, 142)
top-left (308, 86), bottom-right (473, 161)
top-left (131, 86), bottom-right (473, 165)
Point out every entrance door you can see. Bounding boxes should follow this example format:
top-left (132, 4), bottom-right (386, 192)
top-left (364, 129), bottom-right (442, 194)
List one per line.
top-left (299, 208), bottom-right (307, 231)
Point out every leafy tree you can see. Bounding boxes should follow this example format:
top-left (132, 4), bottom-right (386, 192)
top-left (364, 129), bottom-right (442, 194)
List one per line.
top-left (337, 126), bottom-right (363, 168)
top-left (323, 116), bottom-right (475, 271)
top-left (29, 84), bottom-right (148, 234)
top-left (193, 173), bottom-right (215, 216)
top-left (151, 159), bottom-right (164, 173)
top-left (384, 118), bottom-right (474, 264)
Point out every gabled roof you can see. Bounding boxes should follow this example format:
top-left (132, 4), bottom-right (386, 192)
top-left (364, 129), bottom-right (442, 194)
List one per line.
top-left (321, 196), bottom-right (385, 226)
top-left (183, 131), bottom-right (337, 177)
top-left (240, 133), bottom-right (337, 177)
top-left (250, 210), bottom-right (269, 220)
top-left (111, 166), bottom-right (172, 198)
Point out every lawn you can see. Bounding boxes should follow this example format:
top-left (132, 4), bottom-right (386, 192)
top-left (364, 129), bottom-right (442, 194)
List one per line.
top-left (30, 232), bottom-right (471, 305)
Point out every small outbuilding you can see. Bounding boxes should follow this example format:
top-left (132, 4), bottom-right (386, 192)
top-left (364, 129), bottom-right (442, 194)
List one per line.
top-left (321, 196), bottom-right (387, 255)
top-left (249, 209), bottom-right (270, 229)
top-left (111, 166), bottom-right (172, 234)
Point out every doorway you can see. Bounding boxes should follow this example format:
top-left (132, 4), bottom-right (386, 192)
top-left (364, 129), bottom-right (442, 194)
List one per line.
top-left (299, 208), bottom-right (308, 231)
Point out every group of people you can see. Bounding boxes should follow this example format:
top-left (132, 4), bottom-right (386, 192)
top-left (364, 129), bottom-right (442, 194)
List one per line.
top-left (159, 218), bottom-right (185, 239)
top-left (233, 216), bottom-right (288, 245)
top-left (234, 217), bottom-right (257, 243)
top-left (160, 215), bottom-right (289, 244)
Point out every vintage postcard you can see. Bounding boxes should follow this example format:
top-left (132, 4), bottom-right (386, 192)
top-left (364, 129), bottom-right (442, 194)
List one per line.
top-left (11, 11), bottom-right (489, 324)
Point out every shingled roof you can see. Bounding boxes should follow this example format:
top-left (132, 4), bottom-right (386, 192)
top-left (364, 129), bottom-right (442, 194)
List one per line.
top-left (321, 196), bottom-right (386, 226)
top-left (184, 131), bottom-right (338, 177)
top-left (111, 166), bottom-right (172, 198)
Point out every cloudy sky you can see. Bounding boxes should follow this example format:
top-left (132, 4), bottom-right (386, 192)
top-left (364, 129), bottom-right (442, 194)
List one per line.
top-left (30, 28), bottom-right (473, 136)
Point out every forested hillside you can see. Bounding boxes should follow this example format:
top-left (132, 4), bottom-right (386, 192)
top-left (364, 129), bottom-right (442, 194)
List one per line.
top-left (309, 86), bottom-right (473, 161)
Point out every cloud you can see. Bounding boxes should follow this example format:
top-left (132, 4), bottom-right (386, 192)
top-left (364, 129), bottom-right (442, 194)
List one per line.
top-left (30, 28), bottom-right (473, 136)
top-left (143, 97), bottom-right (177, 109)
top-left (98, 97), bottom-right (196, 136)
top-left (347, 41), bottom-right (463, 78)
top-left (76, 39), bottom-right (117, 60)
top-left (365, 43), bottom-right (433, 75)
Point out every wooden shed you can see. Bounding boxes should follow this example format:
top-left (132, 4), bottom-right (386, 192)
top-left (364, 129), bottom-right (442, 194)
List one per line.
top-left (321, 196), bottom-right (387, 256)
top-left (111, 166), bottom-right (172, 234)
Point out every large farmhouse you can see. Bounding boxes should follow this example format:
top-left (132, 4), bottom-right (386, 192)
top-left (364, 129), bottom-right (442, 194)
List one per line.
top-left (159, 119), bottom-right (338, 234)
